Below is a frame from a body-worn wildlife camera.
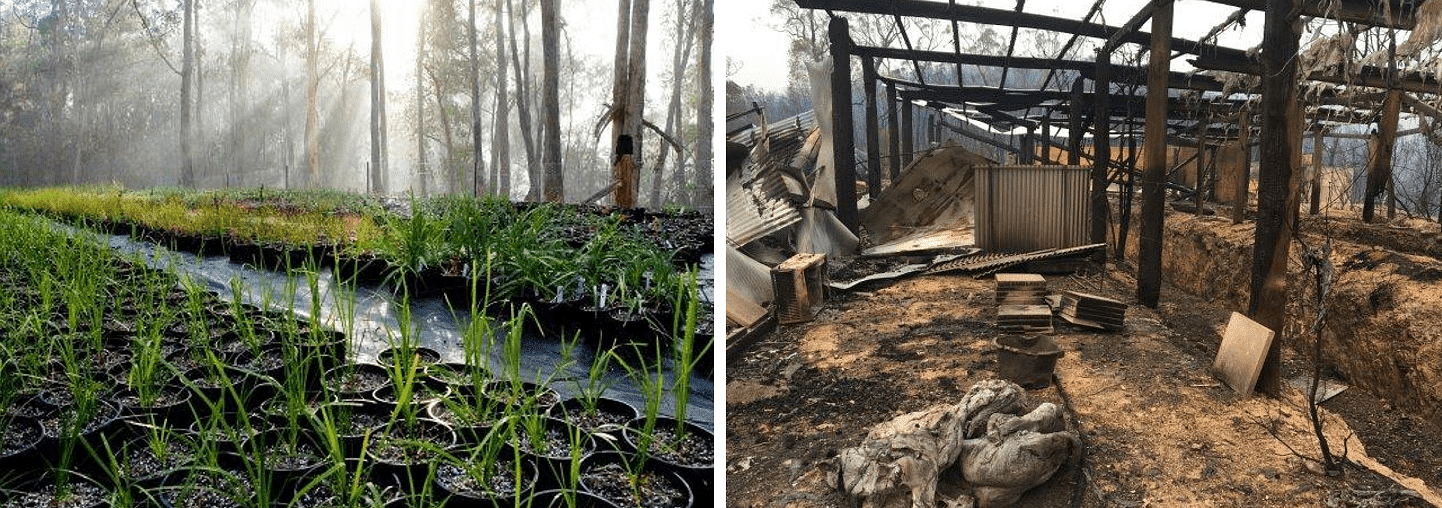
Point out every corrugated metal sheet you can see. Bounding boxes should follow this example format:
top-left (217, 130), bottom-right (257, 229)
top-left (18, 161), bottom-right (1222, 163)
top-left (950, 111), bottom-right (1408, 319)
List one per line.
top-left (726, 169), bottom-right (801, 248)
top-left (974, 165), bottom-right (1090, 253)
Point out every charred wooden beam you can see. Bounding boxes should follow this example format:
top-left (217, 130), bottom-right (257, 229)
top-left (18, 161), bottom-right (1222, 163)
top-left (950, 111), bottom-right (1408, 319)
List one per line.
top-left (1101, 0), bottom-right (1169, 54)
top-left (1205, 0), bottom-right (1418, 29)
top-left (791, 0), bottom-right (1251, 61)
top-left (1191, 55), bottom-right (1442, 95)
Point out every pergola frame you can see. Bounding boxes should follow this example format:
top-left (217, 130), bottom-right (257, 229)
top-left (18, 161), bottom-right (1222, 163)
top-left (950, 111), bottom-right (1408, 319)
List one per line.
top-left (790, 0), bottom-right (1430, 395)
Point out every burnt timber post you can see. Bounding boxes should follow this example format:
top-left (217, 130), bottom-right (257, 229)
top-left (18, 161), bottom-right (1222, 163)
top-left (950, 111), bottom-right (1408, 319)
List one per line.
top-left (1195, 110), bottom-right (1207, 216)
top-left (862, 57), bottom-right (882, 199)
top-left (1137, 0), bottom-right (1172, 308)
top-left (901, 98), bottom-right (915, 168)
top-left (1069, 78), bottom-right (1085, 166)
top-left (1233, 111), bottom-right (1251, 224)
top-left (886, 81), bottom-right (901, 180)
top-left (1020, 127), bottom-right (1035, 164)
top-left (1040, 115), bottom-right (1052, 164)
top-left (1311, 128), bottom-right (1322, 215)
top-left (1248, 0), bottom-right (1302, 396)
top-left (828, 16), bottom-right (859, 232)
top-left (1092, 51), bottom-right (1112, 255)
top-left (1364, 90), bottom-right (1401, 223)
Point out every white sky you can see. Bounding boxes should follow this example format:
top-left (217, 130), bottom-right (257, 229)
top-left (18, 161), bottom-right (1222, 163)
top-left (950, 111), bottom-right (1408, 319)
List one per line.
top-left (723, 0), bottom-right (1278, 92)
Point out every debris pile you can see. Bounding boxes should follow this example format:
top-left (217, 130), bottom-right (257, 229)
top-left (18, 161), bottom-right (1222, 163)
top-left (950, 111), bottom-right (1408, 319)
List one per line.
top-left (826, 380), bottom-right (1078, 508)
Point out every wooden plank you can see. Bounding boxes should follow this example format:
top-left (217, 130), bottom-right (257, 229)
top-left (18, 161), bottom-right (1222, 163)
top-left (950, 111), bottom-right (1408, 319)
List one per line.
top-left (995, 273), bottom-right (1046, 284)
top-left (726, 288), bottom-right (768, 328)
top-left (1211, 312), bottom-right (1275, 395)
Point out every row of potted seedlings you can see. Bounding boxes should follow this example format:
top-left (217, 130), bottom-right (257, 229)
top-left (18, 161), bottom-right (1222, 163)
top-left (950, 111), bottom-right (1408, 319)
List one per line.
top-left (0, 208), bottom-right (713, 507)
top-left (6, 190), bottom-right (714, 359)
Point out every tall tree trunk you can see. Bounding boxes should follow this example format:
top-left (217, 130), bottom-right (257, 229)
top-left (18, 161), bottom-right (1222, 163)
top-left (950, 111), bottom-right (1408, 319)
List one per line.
top-left (305, 0), bottom-right (320, 188)
top-left (492, 0), bottom-right (511, 198)
top-left (195, 3), bottom-right (205, 184)
top-left (370, 0), bottom-right (387, 195)
top-left (180, 0), bottom-right (195, 187)
top-left (505, 0), bottom-right (538, 201)
top-left (541, 0), bottom-right (563, 202)
top-left (649, 0), bottom-right (695, 208)
top-left (430, 70), bottom-right (458, 195)
top-left (468, 0), bottom-right (486, 196)
top-left (416, 2), bottom-right (428, 196)
top-left (611, 0), bottom-right (649, 208)
top-left (694, 0), bottom-right (712, 208)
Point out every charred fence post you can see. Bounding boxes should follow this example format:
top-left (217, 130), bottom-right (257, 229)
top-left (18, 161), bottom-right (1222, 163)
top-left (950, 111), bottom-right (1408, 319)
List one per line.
top-left (828, 16), bottom-right (860, 232)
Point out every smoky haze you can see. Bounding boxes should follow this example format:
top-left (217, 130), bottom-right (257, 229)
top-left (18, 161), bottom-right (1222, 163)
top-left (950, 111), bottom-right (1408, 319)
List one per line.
top-left (0, 0), bottom-right (713, 208)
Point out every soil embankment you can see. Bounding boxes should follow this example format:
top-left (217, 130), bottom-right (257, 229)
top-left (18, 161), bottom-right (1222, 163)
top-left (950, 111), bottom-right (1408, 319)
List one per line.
top-left (1143, 211), bottom-right (1442, 426)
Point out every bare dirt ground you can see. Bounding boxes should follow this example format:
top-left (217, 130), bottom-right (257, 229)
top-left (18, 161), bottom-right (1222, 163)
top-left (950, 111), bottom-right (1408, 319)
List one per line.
top-left (726, 262), bottom-right (1442, 508)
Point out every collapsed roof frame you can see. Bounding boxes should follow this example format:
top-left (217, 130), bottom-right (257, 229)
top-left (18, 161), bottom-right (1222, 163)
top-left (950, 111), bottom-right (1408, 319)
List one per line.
top-left (790, 0), bottom-right (1431, 394)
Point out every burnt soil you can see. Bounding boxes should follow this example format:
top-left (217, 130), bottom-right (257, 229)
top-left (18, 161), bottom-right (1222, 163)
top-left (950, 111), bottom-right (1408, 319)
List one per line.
top-left (726, 265), bottom-right (1442, 507)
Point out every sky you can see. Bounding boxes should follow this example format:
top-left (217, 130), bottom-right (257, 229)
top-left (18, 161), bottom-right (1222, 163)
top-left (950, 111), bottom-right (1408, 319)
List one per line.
top-left (722, 0), bottom-right (1279, 92)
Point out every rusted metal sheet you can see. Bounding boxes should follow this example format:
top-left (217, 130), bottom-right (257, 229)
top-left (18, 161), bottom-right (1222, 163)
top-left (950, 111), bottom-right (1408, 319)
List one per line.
top-left (726, 170), bottom-right (801, 248)
top-left (927, 243), bottom-right (1105, 278)
top-left (974, 165), bottom-right (1090, 253)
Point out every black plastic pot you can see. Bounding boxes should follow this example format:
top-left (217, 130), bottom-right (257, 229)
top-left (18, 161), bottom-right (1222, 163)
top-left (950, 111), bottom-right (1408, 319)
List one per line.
top-left (506, 417), bottom-right (597, 492)
top-left (111, 384), bottom-right (194, 425)
top-left (35, 399), bottom-right (123, 479)
top-left (322, 363), bottom-right (391, 401)
top-left (547, 397), bottom-right (639, 438)
top-left (239, 428), bottom-right (331, 504)
top-left (531, 489), bottom-right (621, 508)
top-left (335, 252), bottom-right (388, 286)
top-left (372, 378), bottom-right (451, 415)
top-left (434, 457), bottom-right (539, 508)
top-left (364, 418), bottom-right (456, 495)
top-left (2, 470), bottom-right (111, 508)
top-left (426, 398), bottom-right (504, 447)
top-left (484, 381), bottom-right (560, 411)
top-left (424, 362), bottom-right (482, 395)
top-left (376, 346), bottom-right (442, 371)
top-left (578, 451), bottom-right (692, 508)
top-left (620, 417), bottom-right (714, 503)
top-left (115, 432), bottom-right (199, 496)
top-left (157, 467), bottom-right (256, 508)
top-left (0, 416), bottom-right (43, 472)
top-left (313, 399), bottom-right (389, 459)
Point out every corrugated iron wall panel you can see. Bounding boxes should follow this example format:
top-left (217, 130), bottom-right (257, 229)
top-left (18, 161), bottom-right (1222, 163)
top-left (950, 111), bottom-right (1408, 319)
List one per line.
top-left (975, 165), bottom-right (1090, 253)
